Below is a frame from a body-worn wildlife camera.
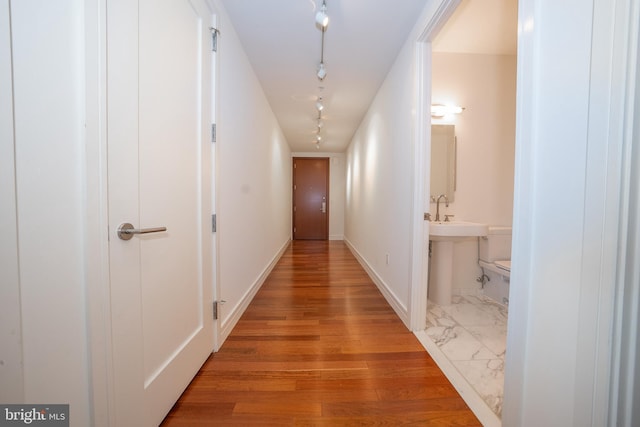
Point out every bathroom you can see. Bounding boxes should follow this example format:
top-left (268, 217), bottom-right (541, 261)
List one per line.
top-left (418, 1), bottom-right (518, 425)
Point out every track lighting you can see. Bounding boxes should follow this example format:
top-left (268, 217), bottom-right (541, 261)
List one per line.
top-left (317, 62), bottom-right (327, 81)
top-left (312, 2), bottom-right (328, 149)
top-left (315, 1), bottom-right (329, 29)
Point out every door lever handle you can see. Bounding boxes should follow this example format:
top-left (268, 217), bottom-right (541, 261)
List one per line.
top-left (321, 202), bottom-right (326, 214)
top-left (118, 222), bottom-right (167, 241)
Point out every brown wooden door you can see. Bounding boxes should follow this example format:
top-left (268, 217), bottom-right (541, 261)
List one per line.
top-left (293, 158), bottom-right (329, 240)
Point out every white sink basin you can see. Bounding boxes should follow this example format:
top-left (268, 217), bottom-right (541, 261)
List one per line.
top-left (427, 220), bottom-right (488, 305)
top-left (429, 221), bottom-right (488, 241)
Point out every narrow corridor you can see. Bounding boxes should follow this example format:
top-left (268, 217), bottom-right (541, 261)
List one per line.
top-left (161, 241), bottom-right (480, 425)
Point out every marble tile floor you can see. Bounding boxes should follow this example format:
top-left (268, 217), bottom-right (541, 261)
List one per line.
top-left (425, 294), bottom-right (508, 419)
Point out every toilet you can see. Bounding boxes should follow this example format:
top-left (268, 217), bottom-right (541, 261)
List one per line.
top-left (478, 226), bottom-right (512, 279)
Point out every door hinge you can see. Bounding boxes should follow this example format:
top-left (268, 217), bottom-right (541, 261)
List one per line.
top-left (211, 124), bottom-right (216, 143)
top-left (213, 300), bottom-right (225, 320)
top-left (212, 214), bottom-right (217, 232)
top-left (210, 27), bottom-right (219, 52)
top-left (294, 185), bottom-right (297, 190)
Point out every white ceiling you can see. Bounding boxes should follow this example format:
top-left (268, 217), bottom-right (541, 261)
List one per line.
top-left (220, 0), bottom-right (518, 153)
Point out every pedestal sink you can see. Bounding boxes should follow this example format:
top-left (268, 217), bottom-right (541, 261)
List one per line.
top-left (429, 221), bottom-right (488, 241)
top-left (428, 221), bottom-right (488, 305)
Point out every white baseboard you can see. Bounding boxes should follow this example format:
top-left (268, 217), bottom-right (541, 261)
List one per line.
top-left (343, 237), bottom-right (410, 328)
top-left (329, 234), bottom-right (344, 241)
top-left (218, 239), bottom-right (290, 345)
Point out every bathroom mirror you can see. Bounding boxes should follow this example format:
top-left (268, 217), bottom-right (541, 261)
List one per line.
top-left (430, 124), bottom-right (456, 202)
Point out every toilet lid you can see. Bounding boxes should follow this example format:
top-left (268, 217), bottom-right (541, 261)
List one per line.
top-left (495, 260), bottom-right (511, 272)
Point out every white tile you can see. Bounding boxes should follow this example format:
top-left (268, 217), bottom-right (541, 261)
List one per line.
top-left (441, 302), bottom-right (502, 326)
top-left (459, 294), bottom-right (486, 305)
top-left (425, 325), bottom-right (451, 344)
top-left (453, 359), bottom-right (505, 416)
top-left (414, 331), bottom-right (503, 427)
top-left (476, 301), bottom-right (508, 325)
top-left (428, 326), bottom-right (497, 361)
top-left (466, 325), bottom-right (508, 358)
top-left (425, 292), bottom-right (509, 420)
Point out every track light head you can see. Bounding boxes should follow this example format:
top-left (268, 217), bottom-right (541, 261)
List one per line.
top-left (315, 2), bottom-right (329, 29)
top-left (316, 97), bottom-right (324, 111)
top-left (317, 63), bottom-right (327, 81)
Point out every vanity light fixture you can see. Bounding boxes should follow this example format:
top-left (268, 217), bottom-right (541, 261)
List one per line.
top-left (431, 104), bottom-right (464, 118)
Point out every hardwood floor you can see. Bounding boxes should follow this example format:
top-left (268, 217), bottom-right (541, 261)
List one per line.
top-left (161, 240), bottom-right (481, 426)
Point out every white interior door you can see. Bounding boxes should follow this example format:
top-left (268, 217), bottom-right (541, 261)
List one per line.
top-left (107, 0), bottom-right (214, 425)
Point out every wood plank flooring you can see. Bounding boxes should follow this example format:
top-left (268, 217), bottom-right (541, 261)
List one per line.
top-left (161, 240), bottom-right (481, 426)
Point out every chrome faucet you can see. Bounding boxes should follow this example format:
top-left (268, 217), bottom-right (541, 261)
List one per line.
top-left (435, 194), bottom-right (449, 222)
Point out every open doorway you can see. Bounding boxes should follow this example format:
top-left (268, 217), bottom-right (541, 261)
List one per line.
top-left (413, 0), bottom-right (518, 426)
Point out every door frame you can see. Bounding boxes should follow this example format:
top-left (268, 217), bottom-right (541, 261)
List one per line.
top-left (84, 0), bottom-right (115, 423)
top-left (410, 0), bottom-right (640, 425)
top-left (292, 157), bottom-right (330, 240)
top-left (409, 0), bottom-right (460, 332)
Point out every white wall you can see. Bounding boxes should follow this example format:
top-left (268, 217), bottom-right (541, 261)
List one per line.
top-left (430, 53), bottom-right (517, 295)
top-left (214, 1), bottom-right (292, 341)
top-left (0, 0), bottom-right (91, 423)
top-left (431, 53), bottom-right (516, 226)
top-left (344, 34), bottom-right (416, 323)
top-left (292, 152), bottom-right (346, 240)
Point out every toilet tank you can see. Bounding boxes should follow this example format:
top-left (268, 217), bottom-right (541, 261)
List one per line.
top-left (479, 226), bottom-right (512, 262)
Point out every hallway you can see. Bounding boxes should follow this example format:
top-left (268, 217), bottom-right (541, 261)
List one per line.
top-left (161, 241), bottom-right (480, 426)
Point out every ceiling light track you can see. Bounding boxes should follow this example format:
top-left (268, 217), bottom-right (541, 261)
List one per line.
top-left (317, 20), bottom-right (327, 81)
top-left (313, 1), bottom-right (329, 147)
